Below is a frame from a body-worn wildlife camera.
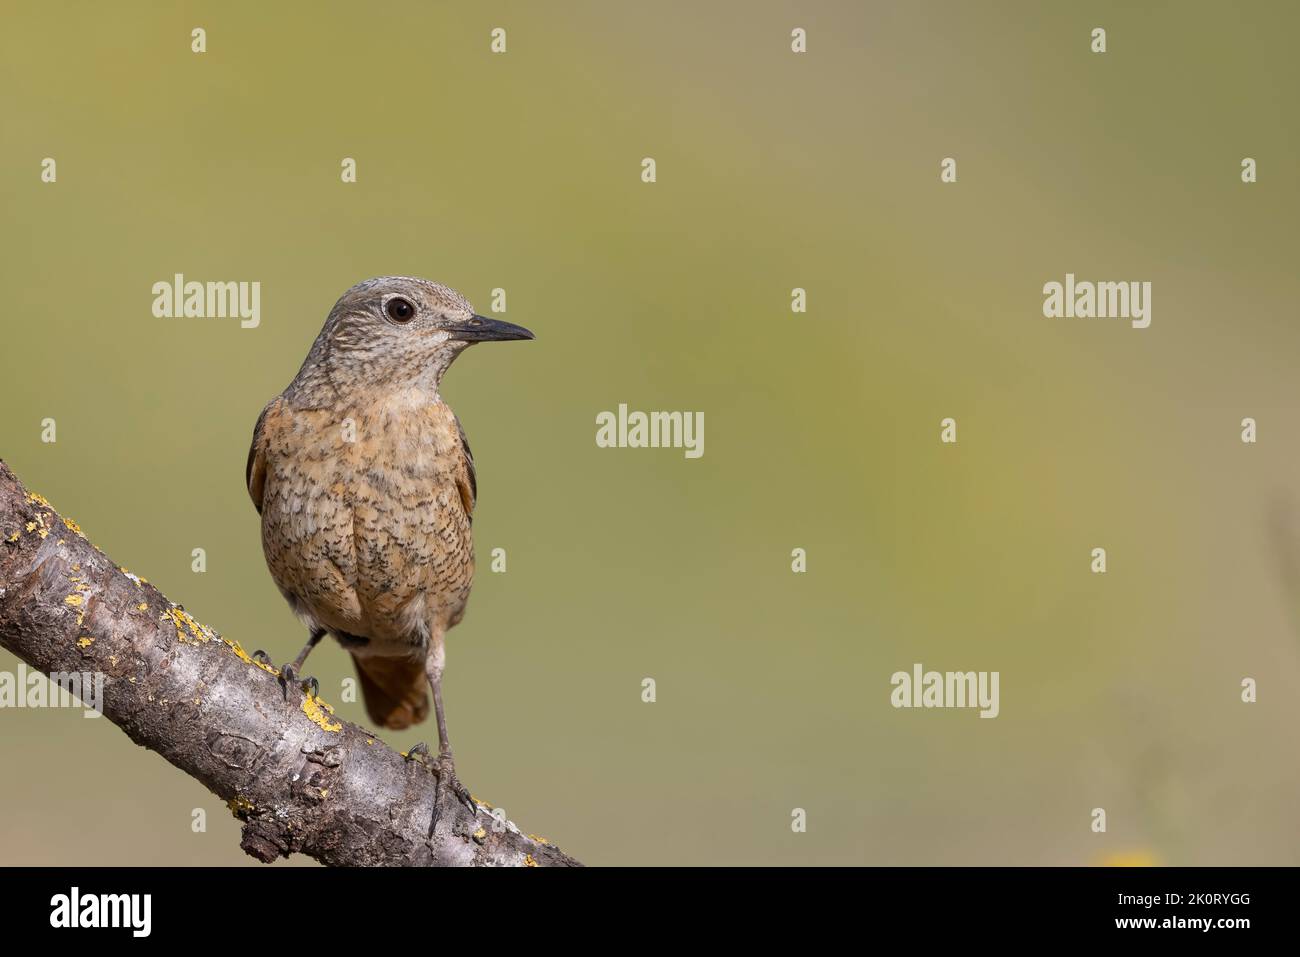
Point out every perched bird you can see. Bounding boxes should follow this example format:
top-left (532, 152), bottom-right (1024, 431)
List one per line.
top-left (245, 276), bottom-right (533, 821)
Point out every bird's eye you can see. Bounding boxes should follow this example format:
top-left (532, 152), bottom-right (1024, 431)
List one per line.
top-left (385, 297), bottom-right (416, 323)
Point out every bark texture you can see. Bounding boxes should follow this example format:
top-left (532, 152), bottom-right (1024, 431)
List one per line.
top-left (0, 459), bottom-right (579, 867)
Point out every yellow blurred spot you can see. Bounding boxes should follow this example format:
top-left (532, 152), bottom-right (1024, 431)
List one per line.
top-left (1098, 850), bottom-right (1159, 867)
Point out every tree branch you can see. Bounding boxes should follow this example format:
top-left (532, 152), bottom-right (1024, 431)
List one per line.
top-left (0, 459), bottom-right (579, 867)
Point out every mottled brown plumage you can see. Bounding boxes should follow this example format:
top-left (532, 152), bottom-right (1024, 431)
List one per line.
top-left (246, 276), bottom-right (533, 821)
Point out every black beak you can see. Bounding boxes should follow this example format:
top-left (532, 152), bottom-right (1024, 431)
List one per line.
top-left (448, 314), bottom-right (535, 342)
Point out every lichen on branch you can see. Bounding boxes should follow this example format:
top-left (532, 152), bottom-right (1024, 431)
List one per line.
top-left (0, 459), bottom-right (578, 867)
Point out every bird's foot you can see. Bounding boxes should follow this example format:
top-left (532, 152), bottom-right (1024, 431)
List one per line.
top-left (406, 742), bottom-right (476, 835)
top-left (405, 741), bottom-right (431, 765)
top-left (250, 651), bottom-right (318, 700)
top-left (434, 752), bottom-right (476, 815)
top-left (279, 664), bottom-right (320, 701)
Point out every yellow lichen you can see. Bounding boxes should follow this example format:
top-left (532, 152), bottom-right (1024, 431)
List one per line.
top-left (77, 637), bottom-right (94, 648)
top-left (24, 510), bottom-right (53, 540)
top-left (64, 594), bottom-right (83, 606)
top-left (63, 517), bottom-right (82, 534)
top-left (224, 638), bottom-right (278, 674)
top-left (25, 492), bottom-right (53, 509)
top-left (523, 854), bottom-right (538, 867)
top-left (162, 606), bottom-right (216, 645)
top-left (302, 694), bottom-right (342, 733)
top-left (472, 827), bottom-right (487, 841)
top-left (136, 602), bottom-right (147, 611)
top-left (226, 796), bottom-right (256, 817)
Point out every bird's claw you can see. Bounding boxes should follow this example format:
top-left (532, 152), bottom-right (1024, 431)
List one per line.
top-left (405, 741), bottom-right (431, 765)
top-left (434, 752), bottom-right (476, 817)
top-left (251, 649), bottom-right (273, 666)
top-left (273, 663), bottom-right (318, 701)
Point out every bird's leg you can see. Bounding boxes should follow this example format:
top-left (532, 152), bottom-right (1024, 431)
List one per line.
top-left (253, 627), bottom-right (324, 700)
top-left (429, 641), bottom-right (474, 811)
top-left (290, 629), bottom-right (324, 673)
top-left (412, 635), bottom-right (475, 835)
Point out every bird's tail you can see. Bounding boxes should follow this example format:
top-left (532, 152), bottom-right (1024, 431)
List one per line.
top-left (351, 653), bottom-right (429, 730)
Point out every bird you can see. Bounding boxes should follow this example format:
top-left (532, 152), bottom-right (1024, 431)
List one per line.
top-left (245, 276), bottom-right (533, 825)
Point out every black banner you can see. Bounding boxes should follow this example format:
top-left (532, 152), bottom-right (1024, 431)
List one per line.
top-left (0, 866), bottom-right (1274, 942)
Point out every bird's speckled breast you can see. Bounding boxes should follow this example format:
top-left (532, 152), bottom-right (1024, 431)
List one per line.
top-left (257, 389), bottom-right (475, 653)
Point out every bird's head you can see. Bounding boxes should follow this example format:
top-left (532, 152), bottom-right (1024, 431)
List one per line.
top-left (309, 276), bottom-right (533, 393)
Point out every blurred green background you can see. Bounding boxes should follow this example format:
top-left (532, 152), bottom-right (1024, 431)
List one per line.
top-left (2, 0), bottom-right (1298, 865)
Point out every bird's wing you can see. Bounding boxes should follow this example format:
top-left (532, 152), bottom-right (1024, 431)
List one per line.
top-left (245, 399), bottom-right (279, 515)
top-left (453, 413), bottom-right (477, 521)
